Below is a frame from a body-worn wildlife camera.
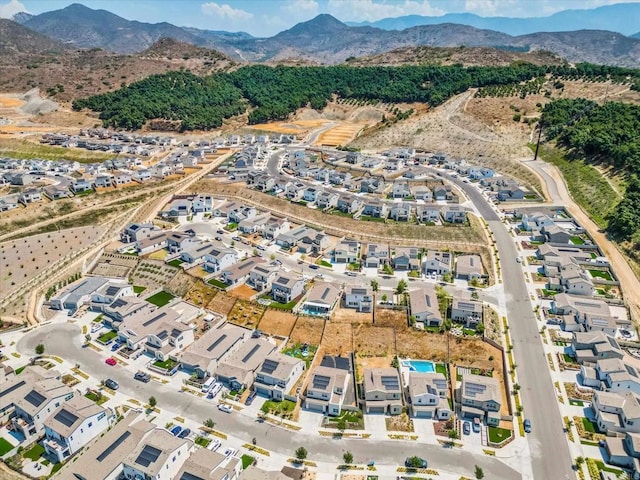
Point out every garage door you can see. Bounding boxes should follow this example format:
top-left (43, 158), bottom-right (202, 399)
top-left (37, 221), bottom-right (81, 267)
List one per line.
top-left (367, 406), bottom-right (386, 414)
top-left (414, 410), bottom-right (432, 419)
top-left (305, 401), bottom-right (324, 413)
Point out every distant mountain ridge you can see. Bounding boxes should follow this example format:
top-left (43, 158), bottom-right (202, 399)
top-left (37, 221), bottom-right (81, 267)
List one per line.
top-left (347, 3), bottom-right (640, 36)
top-left (0, 18), bottom-right (68, 56)
top-left (12, 4), bottom-right (640, 67)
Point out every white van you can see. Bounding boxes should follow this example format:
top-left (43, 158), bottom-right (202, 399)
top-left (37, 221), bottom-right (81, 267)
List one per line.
top-left (201, 377), bottom-right (215, 393)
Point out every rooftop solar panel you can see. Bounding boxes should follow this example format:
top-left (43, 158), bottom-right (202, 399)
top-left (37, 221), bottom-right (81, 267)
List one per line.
top-left (24, 390), bottom-right (46, 407)
top-left (157, 330), bottom-right (168, 340)
top-left (206, 334), bottom-right (228, 352)
top-left (242, 344), bottom-right (261, 364)
top-left (135, 445), bottom-right (162, 468)
top-left (312, 375), bottom-right (330, 389)
top-left (143, 311), bottom-right (167, 327)
top-left (261, 359), bottom-right (279, 374)
top-left (97, 430), bottom-right (131, 462)
top-left (105, 286), bottom-right (120, 296)
top-left (180, 473), bottom-right (207, 480)
top-left (111, 299), bottom-right (127, 308)
top-left (53, 409), bottom-right (79, 428)
top-left (0, 380), bottom-right (25, 398)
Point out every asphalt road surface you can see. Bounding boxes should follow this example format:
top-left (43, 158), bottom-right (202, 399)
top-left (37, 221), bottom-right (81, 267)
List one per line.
top-left (18, 323), bottom-right (520, 480)
top-left (442, 171), bottom-right (575, 479)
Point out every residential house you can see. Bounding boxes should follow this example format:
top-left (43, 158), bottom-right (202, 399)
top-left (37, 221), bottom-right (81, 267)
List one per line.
top-left (254, 353), bottom-right (305, 401)
top-left (442, 206), bottom-right (467, 224)
top-left (71, 179), bottom-right (93, 193)
top-left (392, 181), bottom-right (412, 199)
top-left (336, 195), bottom-right (363, 214)
top-left (451, 298), bottom-right (483, 328)
top-left (247, 263), bottom-right (279, 291)
top-left (304, 355), bottom-right (353, 416)
top-left (455, 255), bottom-right (483, 280)
top-left (303, 186), bottom-right (320, 203)
top-left (121, 222), bottom-right (159, 243)
top-left (202, 246), bottom-right (237, 274)
top-left (302, 282), bottom-right (341, 316)
top-left (18, 188), bottom-right (43, 205)
top-left (276, 226), bottom-right (330, 253)
top-left (113, 171), bottom-right (132, 186)
top-left (459, 373), bottom-right (502, 426)
top-left (407, 372), bottom-right (451, 419)
top-left (122, 429), bottom-right (192, 480)
top-left (220, 258), bottom-right (265, 286)
top-left (50, 277), bottom-right (110, 311)
top-left (592, 390), bottom-right (640, 434)
top-left (316, 191), bottom-right (339, 209)
top-left (344, 285), bottom-right (373, 313)
top-left (0, 366), bottom-right (61, 425)
top-left (412, 186), bottom-right (433, 201)
top-left (161, 197), bottom-right (192, 218)
top-left (497, 185), bottom-right (525, 201)
top-left (362, 368), bottom-right (403, 415)
top-left (133, 169), bottom-right (152, 183)
top-left (166, 231), bottom-right (199, 254)
top-left (389, 202), bottom-right (412, 222)
top-left (285, 182), bottom-right (305, 202)
top-left (334, 239), bottom-right (359, 264)
top-left (255, 175), bottom-right (276, 193)
top-left (90, 281), bottom-right (134, 307)
top-left (181, 242), bottom-right (219, 265)
top-left (560, 266), bottom-right (594, 296)
top-left (365, 243), bottom-right (389, 268)
top-left (175, 445), bottom-right (242, 480)
top-left (542, 224), bottom-right (572, 244)
top-left (238, 213), bottom-right (271, 235)
top-left (101, 296), bottom-right (151, 326)
top-left (43, 396), bottom-right (113, 463)
top-left (216, 338), bottom-right (276, 390)
top-left (392, 246), bottom-right (420, 271)
top-left (345, 152), bottom-right (362, 164)
top-left (596, 358), bottom-right (640, 395)
top-left (0, 194), bottom-right (19, 211)
top-left (263, 216), bottom-right (290, 240)
top-left (43, 185), bottom-right (72, 200)
top-left (423, 251), bottom-right (452, 275)
top-left (179, 324), bottom-right (247, 379)
top-left (572, 331), bottom-right (624, 364)
top-left (521, 212), bottom-right (555, 232)
top-left (605, 432), bottom-right (640, 476)
top-left (359, 177), bottom-right (385, 194)
top-left (409, 286), bottom-right (442, 327)
top-left (414, 204), bottom-right (439, 224)
top-left (271, 272), bottom-right (305, 304)
top-left (229, 205), bottom-right (258, 224)
top-left (361, 200), bottom-right (389, 219)
top-left (433, 186), bottom-right (449, 201)
top-left (135, 231), bottom-right (167, 255)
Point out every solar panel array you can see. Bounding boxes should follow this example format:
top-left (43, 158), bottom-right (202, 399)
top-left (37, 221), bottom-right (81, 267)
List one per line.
top-left (381, 375), bottom-right (400, 391)
top-left (206, 334), bottom-right (228, 352)
top-left (312, 374), bottom-right (330, 390)
top-left (53, 409), bottom-right (79, 428)
top-left (321, 355), bottom-right (350, 371)
top-left (180, 473), bottom-right (207, 480)
top-left (157, 330), bottom-right (169, 340)
top-left (143, 311), bottom-right (167, 327)
top-left (111, 298), bottom-right (127, 308)
top-left (0, 380), bottom-right (25, 398)
top-left (261, 359), bottom-right (279, 374)
top-left (242, 344), bottom-right (261, 364)
top-left (105, 286), bottom-right (120, 296)
top-left (97, 430), bottom-right (131, 462)
top-left (135, 444), bottom-right (162, 467)
top-left (24, 390), bottom-right (46, 407)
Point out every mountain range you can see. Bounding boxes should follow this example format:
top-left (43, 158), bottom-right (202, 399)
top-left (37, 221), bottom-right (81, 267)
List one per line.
top-left (8, 3), bottom-right (640, 67)
top-left (346, 3), bottom-right (640, 37)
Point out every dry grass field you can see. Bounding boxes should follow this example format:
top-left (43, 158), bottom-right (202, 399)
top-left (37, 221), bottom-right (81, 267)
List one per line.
top-left (352, 324), bottom-right (396, 357)
top-left (331, 306), bottom-right (372, 324)
top-left (314, 122), bottom-right (367, 146)
top-left (227, 299), bottom-right (265, 329)
top-left (257, 310), bottom-right (298, 337)
top-left (206, 291), bottom-right (237, 316)
top-left (90, 252), bottom-right (139, 278)
top-left (373, 308), bottom-right (407, 328)
top-left (321, 322), bottom-right (353, 356)
top-left (156, 269), bottom-right (193, 296)
top-left (183, 281), bottom-right (219, 308)
top-left (288, 315), bottom-right (324, 346)
top-left (248, 119), bottom-right (329, 136)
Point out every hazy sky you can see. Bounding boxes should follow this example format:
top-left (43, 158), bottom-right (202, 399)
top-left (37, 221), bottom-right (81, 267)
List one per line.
top-left (2, 0), bottom-right (637, 36)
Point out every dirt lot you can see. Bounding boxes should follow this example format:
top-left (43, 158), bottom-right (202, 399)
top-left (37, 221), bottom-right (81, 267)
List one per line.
top-left (206, 291), bottom-right (237, 316)
top-left (90, 252), bottom-right (139, 278)
top-left (352, 324), bottom-right (396, 357)
top-left (373, 308), bottom-right (407, 328)
top-left (321, 322), bottom-right (353, 356)
top-left (288, 315), bottom-right (325, 346)
top-left (183, 281), bottom-right (219, 308)
top-left (227, 299), bottom-right (265, 329)
top-left (314, 122), bottom-right (368, 147)
top-left (163, 270), bottom-right (196, 297)
top-left (331, 306), bottom-right (372, 324)
top-left (258, 310), bottom-right (298, 337)
top-left (228, 283), bottom-right (257, 300)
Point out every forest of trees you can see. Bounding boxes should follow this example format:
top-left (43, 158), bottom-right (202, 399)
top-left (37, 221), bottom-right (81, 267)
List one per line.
top-left (540, 99), bottom-right (640, 242)
top-left (73, 62), bottom-right (640, 132)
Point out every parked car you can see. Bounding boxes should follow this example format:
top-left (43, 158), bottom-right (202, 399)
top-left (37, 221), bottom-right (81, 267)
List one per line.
top-left (308, 264), bottom-right (319, 270)
top-left (516, 257), bottom-right (522, 263)
top-left (170, 425), bottom-right (182, 436)
top-left (345, 271), bottom-right (357, 277)
top-left (215, 236), bottom-right (222, 241)
top-left (111, 342), bottom-right (121, 352)
top-left (218, 404), bottom-right (233, 413)
top-left (524, 418), bottom-right (532, 433)
top-left (104, 378), bottom-right (119, 390)
top-left (463, 421), bottom-right (471, 435)
top-left (405, 457), bottom-right (428, 469)
top-left (472, 417), bottom-right (481, 433)
top-left (232, 236), bottom-right (241, 242)
top-left (217, 230), bottom-right (224, 234)
top-left (207, 439), bottom-right (222, 451)
top-left (245, 391), bottom-right (257, 406)
top-left (257, 245), bottom-right (266, 251)
top-left (178, 428), bottom-right (191, 439)
top-left (105, 357), bottom-right (117, 366)
top-left (134, 371), bottom-right (151, 383)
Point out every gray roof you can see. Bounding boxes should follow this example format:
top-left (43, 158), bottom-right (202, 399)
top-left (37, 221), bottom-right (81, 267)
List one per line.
top-left (53, 276), bottom-right (110, 306)
top-left (409, 286), bottom-right (441, 319)
top-left (216, 338), bottom-right (276, 382)
top-left (125, 429), bottom-right (191, 477)
top-left (179, 324), bottom-right (246, 370)
top-left (44, 395), bottom-right (107, 438)
top-left (258, 352), bottom-right (303, 381)
top-left (455, 255), bottom-right (483, 276)
top-left (304, 282), bottom-right (341, 306)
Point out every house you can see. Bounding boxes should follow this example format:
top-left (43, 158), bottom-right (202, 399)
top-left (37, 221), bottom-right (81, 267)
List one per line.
top-left (361, 200), bottom-right (389, 219)
top-left (43, 185), bottom-right (71, 200)
top-left (0, 366), bottom-right (62, 425)
top-left (390, 202), bottom-right (412, 222)
top-left (542, 224), bottom-right (572, 244)
top-left (133, 169), bottom-right (152, 183)
top-left (94, 174), bottom-right (113, 189)
top-left (571, 331), bottom-right (624, 364)
top-left (336, 195), bottom-right (363, 214)
top-left (175, 445), bottom-right (242, 480)
top-left (451, 298), bottom-right (483, 328)
top-left (345, 152), bottom-right (362, 164)
top-left (121, 222), bottom-right (159, 243)
top-left (592, 390), bottom-right (640, 434)
top-left (202, 245), bottom-right (237, 273)
top-left (271, 272), bottom-right (305, 304)
top-left (71, 179), bottom-right (93, 193)
top-left (238, 213), bottom-right (271, 235)
top-left (122, 429), bottom-right (192, 480)
top-left (344, 285), bottom-right (373, 313)
top-left (229, 205), bottom-right (258, 224)
top-left (521, 212), bottom-right (555, 232)
top-left (220, 258), bottom-right (265, 286)
top-left (497, 185), bottom-right (525, 201)
top-left (551, 293), bottom-right (610, 317)
top-left (560, 267), bottom-right (594, 296)
top-left (596, 358), bottom-right (640, 395)
top-left (216, 337), bottom-right (276, 390)
top-left (334, 239), bottom-right (359, 264)
top-left (537, 243), bottom-right (593, 263)
top-left (43, 396), bottom-right (113, 463)
top-left (0, 194), bottom-right (19, 211)
top-left (285, 182), bottom-right (305, 201)
top-left (303, 186), bottom-right (320, 202)
top-left (135, 231), bottom-right (167, 255)
top-left (392, 246), bottom-right (420, 271)
top-left (316, 191), bottom-right (339, 209)
top-left (162, 197), bottom-right (193, 217)
top-left (254, 353), bottom-right (305, 401)
top-left (50, 277), bottom-right (110, 311)
top-left (459, 373), bottom-right (502, 426)
top-left (276, 226), bottom-right (330, 253)
top-left (180, 242), bottom-right (217, 265)
top-left (302, 282), bottom-right (341, 316)
top-left (255, 175), bottom-right (276, 193)
top-left (304, 355), bottom-right (353, 416)
top-left (359, 177), bottom-right (384, 194)
top-left (455, 255), bottom-right (483, 280)
top-left (90, 281), bottom-right (134, 306)
top-left (442, 206), bottom-right (466, 224)
top-left (166, 231), bottom-right (199, 254)
top-left (423, 250), bottom-right (452, 275)
top-left (364, 243), bottom-right (389, 268)
top-left (179, 324), bottom-right (247, 379)
top-left (412, 186), bottom-right (433, 201)
top-left (18, 188), bottom-right (43, 205)
top-left (407, 372), bottom-right (451, 419)
top-left (392, 181), bottom-right (412, 199)
top-left (416, 204), bottom-right (440, 223)
top-left (409, 286), bottom-right (442, 327)
top-left (101, 296), bottom-right (151, 326)
top-left (433, 186), bottom-right (449, 201)
top-left (113, 171), bottom-right (132, 186)
top-left (362, 368), bottom-right (403, 415)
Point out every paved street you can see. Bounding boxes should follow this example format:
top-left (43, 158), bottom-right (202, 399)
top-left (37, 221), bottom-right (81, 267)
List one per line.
top-left (17, 323), bottom-right (521, 480)
top-left (442, 170), bottom-right (575, 479)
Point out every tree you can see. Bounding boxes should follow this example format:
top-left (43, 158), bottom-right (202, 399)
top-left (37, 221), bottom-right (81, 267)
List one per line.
top-left (370, 279), bottom-right (379, 292)
top-left (575, 456), bottom-right (585, 469)
top-left (253, 248), bottom-right (258, 256)
top-left (300, 253), bottom-right (307, 263)
top-left (35, 343), bottom-right (45, 355)
top-left (148, 396), bottom-right (157, 408)
top-left (448, 429), bottom-right (459, 440)
top-left (295, 446), bottom-right (307, 461)
top-left (204, 418), bottom-right (215, 428)
top-left (381, 294), bottom-right (388, 303)
top-left (406, 456), bottom-right (424, 468)
top-left (475, 465), bottom-right (485, 479)
top-left (343, 451), bottom-right (353, 464)
top-left (270, 253), bottom-right (276, 261)
top-left (395, 279), bottom-right (407, 295)
top-left (382, 263), bottom-right (394, 275)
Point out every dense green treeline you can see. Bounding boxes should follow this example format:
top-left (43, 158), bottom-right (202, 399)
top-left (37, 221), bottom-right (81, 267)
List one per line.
top-left (540, 99), bottom-right (640, 241)
top-left (73, 62), bottom-right (640, 132)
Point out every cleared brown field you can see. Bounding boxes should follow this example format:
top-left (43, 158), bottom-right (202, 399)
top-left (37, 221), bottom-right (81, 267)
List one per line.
top-left (258, 310), bottom-right (297, 337)
top-left (288, 316), bottom-right (324, 346)
top-left (331, 306), bottom-right (372, 324)
top-left (227, 299), bottom-right (265, 329)
top-left (0, 96), bottom-right (24, 108)
top-left (321, 322), bottom-right (353, 356)
top-left (206, 291), bottom-right (237, 316)
top-left (314, 123), bottom-right (366, 146)
top-left (249, 119), bottom-right (329, 135)
top-left (229, 283), bottom-right (257, 300)
top-left (183, 281), bottom-right (218, 308)
top-left (352, 324), bottom-right (395, 357)
top-left (374, 308), bottom-right (407, 328)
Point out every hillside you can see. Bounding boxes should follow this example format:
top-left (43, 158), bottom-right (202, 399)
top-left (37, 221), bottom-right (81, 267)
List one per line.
top-left (0, 18), bottom-right (68, 56)
top-left (346, 46), bottom-right (566, 67)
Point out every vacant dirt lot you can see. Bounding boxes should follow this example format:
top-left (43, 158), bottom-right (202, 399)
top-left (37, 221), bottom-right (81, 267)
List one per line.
top-left (374, 308), bottom-right (407, 328)
top-left (183, 281), bottom-right (218, 308)
top-left (90, 252), bottom-right (139, 278)
top-left (206, 291), bottom-right (237, 316)
top-left (332, 306), bottom-right (372, 324)
top-left (288, 316), bottom-right (324, 346)
top-left (228, 283), bottom-right (257, 300)
top-left (352, 324), bottom-right (395, 357)
top-left (164, 270), bottom-right (197, 297)
top-left (258, 310), bottom-right (297, 337)
top-left (227, 299), bottom-right (265, 329)
top-left (314, 122), bottom-right (367, 147)
top-left (321, 322), bottom-right (353, 356)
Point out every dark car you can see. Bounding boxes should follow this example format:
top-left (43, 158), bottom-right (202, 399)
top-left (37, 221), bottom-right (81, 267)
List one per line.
top-left (170, 425), bottom-right (182, 436)
top-left (463, 421), bottom-right (471, 435)
top-left (178, 428), bottom-right (191, 439)
top-left (104, 378), bottom-right (119, 390)
top-left (245, 391), bottom-right (257, 406)
top-left (309, 264), bottom-right (319, 270)
top-left (405, 457), bottom-right (428, 469)
top-left (134, 371), bottom-right (151, 383)
top-left (215, 236), bottom-right (222, 241)
top-left (524, 419), bottom-right (532, 433)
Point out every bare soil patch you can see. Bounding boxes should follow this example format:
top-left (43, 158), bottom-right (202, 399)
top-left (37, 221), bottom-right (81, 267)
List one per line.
top-left (162, 270), bottom-right (195, 297)
top-left (332, 306), bottom-right (372, 324)
top-left (90, 252), bottom-right (139, 278)
top-left (321, 322), bottom-right (353, 356)
top-left (228, 283), bottom-right (257, 300)
top-left (183, 281), bottom-right (218, 308)
top-left (385, 412), bottom-right (414, 432)
top-left (206, 290), bottom-right (237, 316)
top-left (373, 308), bottom-right (407, 328)
top-left (258, 310), bottom-right (297, 338)
top-left (352, 325), bottom-right (395, 357)
top-left (227, 299), bottom-right (265, 329)
top-left (288, 316), bottom-right (324, 346)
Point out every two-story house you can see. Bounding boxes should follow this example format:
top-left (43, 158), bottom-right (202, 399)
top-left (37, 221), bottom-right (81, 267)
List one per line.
top-left (392, 181), bottom-right (412, 199)
top-left (423, 250), bottom-right (452, 275)
top-left (409, 286), bottom-right (442, 327)
top-left (415, 204), bottom-right (440, 224)
top-left (254, 353), bottom-right (305, 401)
top-left (216, 338), bottom-right (276, 391)
top-left (459, 373), bottom-right (501, 426)
top-left (315, 191), bottom-right (339, 210)
top-left (389, 203), bottom-right (412, 222)
top-left (392, 246), bottom-right (420, 271)
top-left (121, 222), bottom-right (159, 244)
top-left (592, 390), bottom-right (640, 435)
top-left (343, 285), bottom-right (373, 313)
top-left (122, 430), bottom-right (192, 480)
top-left (333, 239), bottom-right (359, 264)
top-left (302, 282), bottom-right (341, 316)
top-left (248, 263), bottom-right (279, 292)
top-left (362, 368), bottom-right (403, 415)
top-left (179, 324), bottom-right (247, 379)
top-left (263, 216), bottom-right (290, 240)
top-left (455, 255), bottom-right (483, 280)
top-left (203, 245), bottom-right (238, 273)
top-left (572, 331), bottom-right (624, 364)
top-left (364, 243), bottom-right (389, 268)
top-left (304, 356), bottom-right (353, 417)
top-left (271, 273), bottom-right (305, 304)
top-left (220, 258), bottom-right (265, 286)
top-left (407, 371), bottom-right (451, 419)
top-left (361, 200), bottom-right (389, 219)
top-left (442, 206), bottom-right (467, 224)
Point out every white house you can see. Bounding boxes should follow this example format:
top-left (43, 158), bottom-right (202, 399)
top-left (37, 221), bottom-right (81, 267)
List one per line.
top-left (343, 285), bottom-right (373, 313)
top-left (122, 430), bottom-right (192, 480)
top-left (407, 371), bottom-right (451, 419)
top-left (302, 282), bottom-right (341, 316)
top-left (254, 353), bottom-right (305, 401)
top-left (271, 273), bottom-right (305, 304)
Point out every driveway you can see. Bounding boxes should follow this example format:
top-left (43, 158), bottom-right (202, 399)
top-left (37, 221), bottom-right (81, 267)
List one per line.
top-left (16, 323), bottom-right (521, 480)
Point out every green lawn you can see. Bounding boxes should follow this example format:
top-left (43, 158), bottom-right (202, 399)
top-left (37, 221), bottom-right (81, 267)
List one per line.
top-left (261, 399), bottom-right (296, 416)
top-left (0, 437), bottom-right (13, 456)
top-left (541, 289), bottom-right (559, 297)
top-left (569, 399), bottom-right (584, 407)
top-left (282, 343), bottom-right (317, 368)
top-left (570, 236), bottom-right (585, 245)
top-left (241, 454), bottom-right (255, 469)
top-left (153, 358), bottom-right (178, 370)
top-left (588, 269), bottom-right (613, 281)
top-left (267, 299), bottom-right (298, 311)
top-left (487, 426), bottom-right (512, 444)
top-left (23, 444), bottom-right (45, 461)
top-left (195, 436), bottom-right (211, 448)
top-left (133, 285), bottom-right (147, 294)
top-left (97, 330), bottom-right (118, 344)
top-left (225, 223), bottom-right (238, 231)
top-left (582, 417), bottom-right (597, 433)
top-left (14, 366), bottom-right (26, 375)
top-left (167, 259), bottom-right (183, 268)
top-left (145, 290), bottom-right (175, 307)
top-left (435, 363), bottom-right (447, 377)
top-left (93, 314), bottom-right (104, 323)
top-left (594, 459), bottom-right (623, 475)
top-left (207, 278), bottom-right (228, 289)
top-left (51, 463), bottom-right (63, 475)
top-left (359, 215), bottom-right (386, 223)
top-left (85, 391), bottom-right (109, 405)
top-left (563, 353), bottom-right (577, 364)
top-left (317, 259), bottom-right (332, 268)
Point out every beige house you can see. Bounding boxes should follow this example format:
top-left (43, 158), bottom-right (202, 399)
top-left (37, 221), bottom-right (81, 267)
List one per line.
top-left (407, 372), bottom-right (451, 420)
top-left (362, 368), bottom-right (403, 415)
top-left (459, 373), bottom-right (501, 426)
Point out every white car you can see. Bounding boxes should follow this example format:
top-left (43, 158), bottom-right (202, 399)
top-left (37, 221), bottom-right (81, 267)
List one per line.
top-left (207, 439), bottom-right (222, 451)
top-left (218, 404), bottom-right (233, 413)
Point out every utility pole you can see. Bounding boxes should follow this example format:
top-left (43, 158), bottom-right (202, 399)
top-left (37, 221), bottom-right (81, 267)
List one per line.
top-left (532, 122), bottom-right (543, 162)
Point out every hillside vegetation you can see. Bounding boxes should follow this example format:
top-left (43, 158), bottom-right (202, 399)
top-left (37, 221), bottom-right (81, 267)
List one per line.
top-left (73, 62), bottom-right (640, 131)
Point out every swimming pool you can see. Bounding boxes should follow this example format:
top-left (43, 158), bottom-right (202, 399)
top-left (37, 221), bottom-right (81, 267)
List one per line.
top-left (402, 360), bottom-right (435, 373)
